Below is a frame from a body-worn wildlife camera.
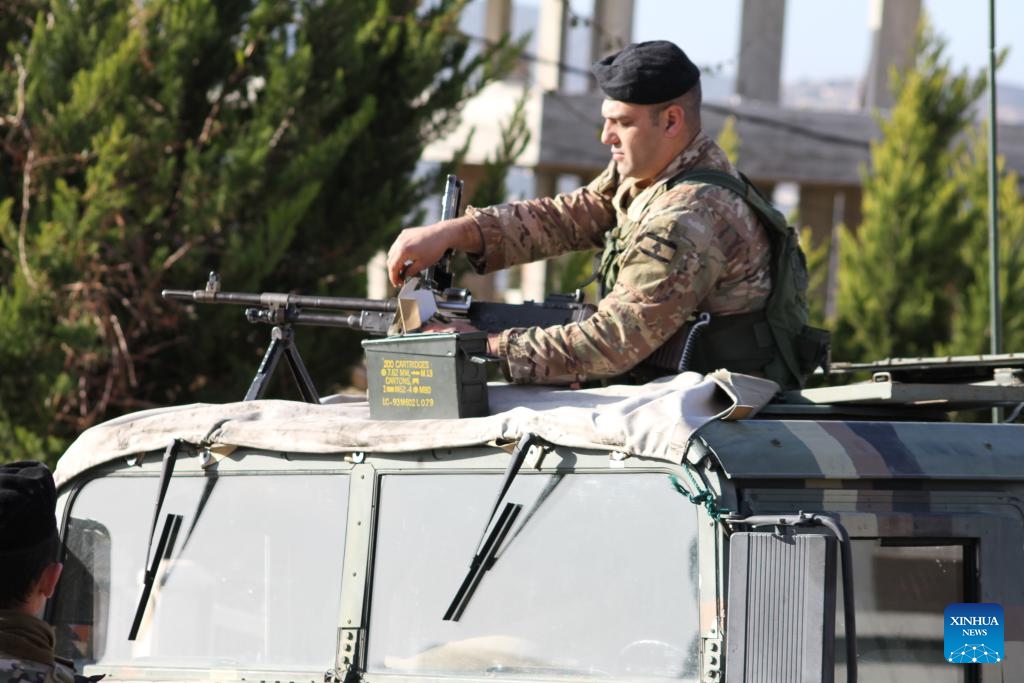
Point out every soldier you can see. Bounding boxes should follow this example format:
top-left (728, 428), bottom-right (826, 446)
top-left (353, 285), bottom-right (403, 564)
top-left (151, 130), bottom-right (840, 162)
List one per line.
top-left (387, 40), bottom-right (783, 386)
top-left (0, 462), bottom-right (78, 683)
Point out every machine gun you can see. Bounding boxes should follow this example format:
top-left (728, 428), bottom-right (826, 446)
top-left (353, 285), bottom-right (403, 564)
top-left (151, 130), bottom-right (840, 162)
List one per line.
top-left (162, 175), bottom-right (595, 403)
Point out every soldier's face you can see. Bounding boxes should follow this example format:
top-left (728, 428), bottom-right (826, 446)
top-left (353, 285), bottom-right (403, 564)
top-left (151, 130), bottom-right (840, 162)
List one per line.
top-left (600, 100), bottom-right (668, 181)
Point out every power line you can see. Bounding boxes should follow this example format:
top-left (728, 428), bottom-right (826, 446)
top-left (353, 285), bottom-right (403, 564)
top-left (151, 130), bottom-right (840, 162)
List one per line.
top-left (559, 1), bottom-right (733, 75)
top-left (543, 91), bottom-right (873, 152)
top-left (703, 102), bottom-right (871, 150)
top-left (464, 32), bottom-right (732, 84)
top-left (462, 29), bottom-right (870, 152)
top-left (562, 0), bottom-right (625, 53)
top-left (464, 33), bottom-right (591, 78)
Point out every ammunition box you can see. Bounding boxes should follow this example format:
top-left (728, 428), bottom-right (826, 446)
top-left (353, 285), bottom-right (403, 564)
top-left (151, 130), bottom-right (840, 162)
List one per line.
top-left (362, 332), bottom-right (490, 419)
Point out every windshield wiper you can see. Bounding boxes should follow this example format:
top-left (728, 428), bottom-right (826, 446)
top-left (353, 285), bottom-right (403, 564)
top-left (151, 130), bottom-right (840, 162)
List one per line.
top-left (129, 438), bottom-right (183, 641)
top-left (128, 512), bottom-right (183, 640)
top-left (443, 501), bottom-right (521, 621)
top-left (443, 433), bottom-right (542, 621)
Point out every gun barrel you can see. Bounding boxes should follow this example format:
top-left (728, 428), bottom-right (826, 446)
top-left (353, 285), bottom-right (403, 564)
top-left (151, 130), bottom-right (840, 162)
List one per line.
top-left (440, 174), bottom-right (463, 221)
top-left (162, 288), bottom-right (262, 305)
top-left (162, 289), bottom-right (397, 313)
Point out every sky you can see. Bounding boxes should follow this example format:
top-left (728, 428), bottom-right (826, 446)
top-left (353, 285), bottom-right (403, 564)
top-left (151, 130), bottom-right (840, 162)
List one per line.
top-left (629, 0), bottom-right (1024, 88)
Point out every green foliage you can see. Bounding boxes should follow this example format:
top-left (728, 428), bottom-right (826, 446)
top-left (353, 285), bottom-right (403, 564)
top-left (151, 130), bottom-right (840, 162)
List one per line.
top-left (0, 0), bottom-right (517, 464)
top-left (468, 88), bottom-right (531, 208)
top-left (833, 21), bottom-right (988, 362)
top-left (437, 83), bottom-right (534, 290)
top-left (799, 226), bottom-right (829, 327)
top-left (943, 125), bottom-right (1024, 355)
top-left (717, 115), bottom-right (740, 165)
top-left (547, 250), bottom-right (597, 296)
top-left (468, 89), bottom-right (596, 297)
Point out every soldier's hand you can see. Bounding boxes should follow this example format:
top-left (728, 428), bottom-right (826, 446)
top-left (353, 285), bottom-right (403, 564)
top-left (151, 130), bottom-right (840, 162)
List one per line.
top-left (386, 217), bottom-right (483, 287)
top-left (387, 225), bottom-right (448, 286)
top-left (421, 321), bottom-right (502, 357)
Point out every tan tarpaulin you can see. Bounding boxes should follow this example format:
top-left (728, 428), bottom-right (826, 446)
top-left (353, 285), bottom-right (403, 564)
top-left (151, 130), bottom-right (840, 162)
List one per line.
top-left (55, 370), bottom-right (778, 486)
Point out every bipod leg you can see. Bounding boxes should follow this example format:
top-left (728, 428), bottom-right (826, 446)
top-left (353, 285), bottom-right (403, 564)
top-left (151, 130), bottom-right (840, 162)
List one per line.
top-left (283, 332), bottom-right (320, 403)
top-left (244, 325), bottom-right (319, 403)
top-left (245, 327), bottom-right (286, 401)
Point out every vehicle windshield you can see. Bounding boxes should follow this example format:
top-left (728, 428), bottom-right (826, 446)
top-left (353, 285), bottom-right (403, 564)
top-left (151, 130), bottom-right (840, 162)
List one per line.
top-left (53, 470), bottom-right (349, 674)
top-left (367, 471), bottom-right (701, 679)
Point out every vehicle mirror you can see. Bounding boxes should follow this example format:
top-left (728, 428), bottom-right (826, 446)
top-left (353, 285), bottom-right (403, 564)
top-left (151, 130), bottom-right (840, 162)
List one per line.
top-left (52, 518), bottom-right (112, 667)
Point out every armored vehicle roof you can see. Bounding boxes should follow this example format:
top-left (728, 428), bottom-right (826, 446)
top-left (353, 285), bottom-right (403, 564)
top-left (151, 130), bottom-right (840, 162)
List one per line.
top-left (696, 418), bottom-right (1024, 481)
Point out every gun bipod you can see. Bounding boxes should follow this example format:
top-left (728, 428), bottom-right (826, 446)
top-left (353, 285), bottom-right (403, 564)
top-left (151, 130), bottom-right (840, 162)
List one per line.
top-left (245, 323), bottom-right (320, 404)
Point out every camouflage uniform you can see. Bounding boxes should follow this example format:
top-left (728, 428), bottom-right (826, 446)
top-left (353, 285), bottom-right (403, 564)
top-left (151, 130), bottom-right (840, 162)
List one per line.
top-left (466, 131), bottom-right (771, 384)
top-left (0, 612), bottom-right (75, 683)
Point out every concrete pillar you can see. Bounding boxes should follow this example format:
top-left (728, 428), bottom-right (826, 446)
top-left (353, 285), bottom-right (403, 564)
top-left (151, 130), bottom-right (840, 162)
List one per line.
top-left (590, 0), bottom-right (634, 60)
top-left (536, 0), bottom-right (569, 92)
top-left (367, 250), bottom-right (389, 299)
top-left (736, 0), bottom-right (786, 104)
top-left (862, 0), bottom-right (921, 110)
top-left (483, 0), bottom-right (512, 44)
top-left (798, 186), bottom-right (862, 246)
top-left (798, 184), bottom-right (863, 319)
top-left (516, 171), bottom-right (559, 302)
top-left (519, 262), bottom-right (548, 303)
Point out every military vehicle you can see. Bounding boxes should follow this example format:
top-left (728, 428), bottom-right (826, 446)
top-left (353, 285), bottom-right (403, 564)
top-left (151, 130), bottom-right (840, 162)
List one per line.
top-left (46, 350), bottom-right (1024, 683)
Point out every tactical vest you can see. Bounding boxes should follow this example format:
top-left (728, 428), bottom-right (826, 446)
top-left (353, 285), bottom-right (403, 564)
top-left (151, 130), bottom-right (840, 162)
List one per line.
top-left (597, 168), bottom-right (830, 390)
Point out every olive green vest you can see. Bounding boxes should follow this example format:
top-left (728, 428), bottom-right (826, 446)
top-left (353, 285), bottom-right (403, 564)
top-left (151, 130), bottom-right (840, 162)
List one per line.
top-left (597, 169), bottom-right (830, 390)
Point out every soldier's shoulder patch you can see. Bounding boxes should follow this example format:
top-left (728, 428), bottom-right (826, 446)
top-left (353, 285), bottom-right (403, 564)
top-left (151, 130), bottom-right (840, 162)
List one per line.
top-left (636, 232), bottom-right (677, 265)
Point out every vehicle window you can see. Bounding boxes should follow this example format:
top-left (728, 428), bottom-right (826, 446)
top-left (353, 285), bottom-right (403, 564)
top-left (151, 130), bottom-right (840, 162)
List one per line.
top-left (367, 472), bottom-right (700, 680)
top-left (52, 471), bottom-right (349, 673)
top-left (837, 541), bottom-right (968, 683)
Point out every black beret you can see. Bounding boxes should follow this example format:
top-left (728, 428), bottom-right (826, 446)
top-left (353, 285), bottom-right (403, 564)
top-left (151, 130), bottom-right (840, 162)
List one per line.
top-left (592, 40), bottom-right (700, 105)
top-left (0, 461), bottom-right (57, 554)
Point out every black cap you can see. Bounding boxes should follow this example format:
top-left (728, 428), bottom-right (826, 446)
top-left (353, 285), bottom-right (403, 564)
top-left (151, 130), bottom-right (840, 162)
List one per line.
top-left (591, 40), bottom-right (700, 105)
top-left (0, 461), bottom-right (58, 554)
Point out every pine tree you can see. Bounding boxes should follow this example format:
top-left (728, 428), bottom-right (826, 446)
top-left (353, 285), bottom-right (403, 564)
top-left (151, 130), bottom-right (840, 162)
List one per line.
top-left (0, 0), bottom-right (517, 463)
top-left (468, 92), bottom-right (531, 208)
top-left (798, 227), bottom-right (829, 327)
top-left (943, 125), bottom-right (1024, 355)
top-left (832, 21), bottom-right (987, 361)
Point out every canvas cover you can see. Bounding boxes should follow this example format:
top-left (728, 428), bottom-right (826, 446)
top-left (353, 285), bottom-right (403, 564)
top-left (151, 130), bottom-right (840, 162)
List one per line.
top-left (55, 370), bottom-right (779, 487)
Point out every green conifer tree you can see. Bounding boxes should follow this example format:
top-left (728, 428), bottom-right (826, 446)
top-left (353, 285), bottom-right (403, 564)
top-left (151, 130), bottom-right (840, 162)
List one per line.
top-left (798, 226), bottom-right (829, 327)
top-left (0, 0), bottom-right (517, 462)
top-left (833, 21), bottom-right (987, 361)
top-left (943, 125), bottom-right (1024, 355)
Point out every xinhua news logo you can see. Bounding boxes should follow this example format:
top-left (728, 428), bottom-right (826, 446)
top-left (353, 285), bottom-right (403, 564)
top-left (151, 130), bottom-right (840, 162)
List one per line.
top-left (944, 603), bottom-right (1004, 664)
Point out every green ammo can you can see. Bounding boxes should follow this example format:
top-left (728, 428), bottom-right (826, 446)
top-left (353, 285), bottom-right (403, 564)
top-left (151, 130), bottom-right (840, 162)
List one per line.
top-left (361, 332), bottom-right (490, 419)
